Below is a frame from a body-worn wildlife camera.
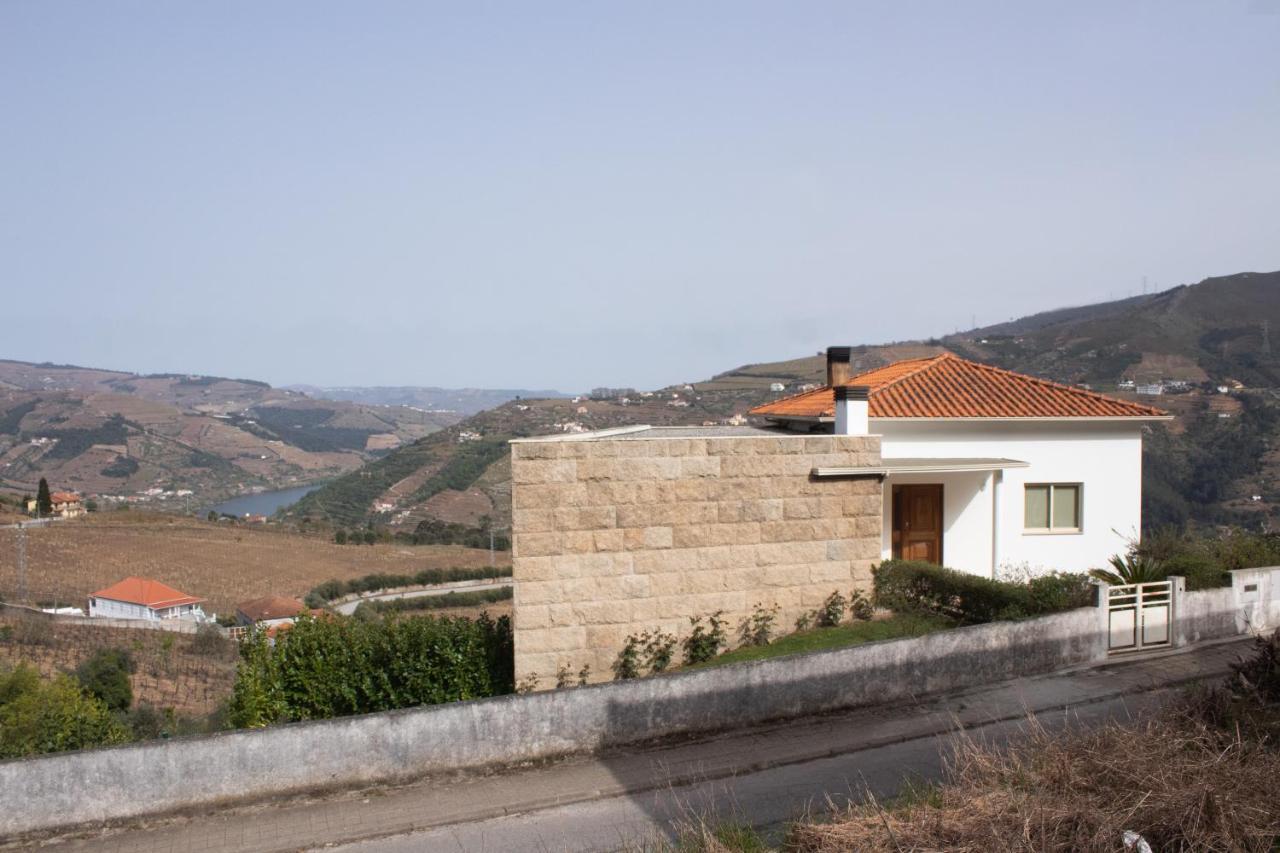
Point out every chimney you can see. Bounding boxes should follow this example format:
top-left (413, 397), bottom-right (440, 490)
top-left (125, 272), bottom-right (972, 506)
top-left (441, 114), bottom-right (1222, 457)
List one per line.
top-left (826, 346), bottom-right (852, 387)
top-left (834, 385), bottom-right (870, 435)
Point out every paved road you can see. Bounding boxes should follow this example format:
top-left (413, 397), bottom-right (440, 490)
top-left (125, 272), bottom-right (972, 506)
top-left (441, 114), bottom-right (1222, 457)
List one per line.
top-left (22, 639), bottom-right (1248, 853)
top-left (332, 578), bottom-right (512, 615)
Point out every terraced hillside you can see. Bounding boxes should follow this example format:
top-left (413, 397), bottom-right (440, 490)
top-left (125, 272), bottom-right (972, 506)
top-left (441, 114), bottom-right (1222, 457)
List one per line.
top-left (0, 361), bottom-right (459, 506)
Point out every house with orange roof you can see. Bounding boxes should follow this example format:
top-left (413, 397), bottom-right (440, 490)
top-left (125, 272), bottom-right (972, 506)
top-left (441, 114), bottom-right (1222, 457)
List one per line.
top-left (749, 347), bottom-right (1170, 577)
top-left (88, 577), bottom-right (209, 622)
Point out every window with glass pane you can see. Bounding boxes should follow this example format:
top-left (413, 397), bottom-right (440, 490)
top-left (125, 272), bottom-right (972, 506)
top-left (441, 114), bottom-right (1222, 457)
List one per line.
top-left (1024, 485), bottom-right (1050, 529)
top-left (1025, 483), bottom-right (1081, 531)
top-left (1052, 485), bottom-right (1080, 529)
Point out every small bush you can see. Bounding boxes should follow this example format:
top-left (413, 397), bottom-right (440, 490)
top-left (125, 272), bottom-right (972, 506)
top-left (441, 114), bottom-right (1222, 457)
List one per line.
top-left (1164, 553), bottom-right (1230, 591)
top-left (613, 634), bottom-right (642, 680)
top-left (739, 602), bottom-right (780, 647)
top-left (1026, 572), bottom-right (1094, 612)
top-left (849, 590), bottom-right (874, 621)
top-left (188, 623), bottom-right (233, 657)
top-left (74, 648), bottom-right (135, 712)
top-left (682, 611), bottom-right (727, 665)
top-left (874, 560), bottom-right (1034, 624)
top-left (640, 629), bottom-right (678, 674)
top-left (817, 591), bottom-right (847, 627)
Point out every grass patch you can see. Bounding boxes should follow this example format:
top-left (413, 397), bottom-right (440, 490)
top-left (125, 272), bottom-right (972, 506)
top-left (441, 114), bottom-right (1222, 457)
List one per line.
top-left (685, 613), bottom-right (955, 670)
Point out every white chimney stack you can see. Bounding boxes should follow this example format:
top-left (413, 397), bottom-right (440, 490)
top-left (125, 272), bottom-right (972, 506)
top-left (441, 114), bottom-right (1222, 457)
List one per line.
top-left (834, 385), bottom-right (870, 435)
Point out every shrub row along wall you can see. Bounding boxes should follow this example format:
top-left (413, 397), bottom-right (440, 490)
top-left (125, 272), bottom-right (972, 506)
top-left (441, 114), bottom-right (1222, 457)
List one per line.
top-left (0, 604), bottom-right (1107, 837)
top-left (1, 582), bottom-right (1261, 837)
top-left (510, 431), bottom-right (883, 687)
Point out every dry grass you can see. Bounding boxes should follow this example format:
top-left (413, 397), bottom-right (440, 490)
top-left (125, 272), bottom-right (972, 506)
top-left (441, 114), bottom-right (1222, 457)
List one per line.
top-left (0, 513), bottom-right (497, 615)
top-left (789, 706), bottom-right (1280, 853)
top-left (0, 611), bottom-right (236, 716)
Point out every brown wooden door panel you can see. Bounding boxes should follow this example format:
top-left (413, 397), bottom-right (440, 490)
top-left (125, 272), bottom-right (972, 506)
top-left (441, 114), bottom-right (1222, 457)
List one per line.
top-left (892, 484), bottom-right (943, 565)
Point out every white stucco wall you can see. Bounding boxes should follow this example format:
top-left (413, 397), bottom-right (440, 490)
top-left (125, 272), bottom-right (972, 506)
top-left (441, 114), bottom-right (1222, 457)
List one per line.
top-left (876, 420), bottom-right (1145, 577)
top-left (88, 598), bottom-right (203, 621)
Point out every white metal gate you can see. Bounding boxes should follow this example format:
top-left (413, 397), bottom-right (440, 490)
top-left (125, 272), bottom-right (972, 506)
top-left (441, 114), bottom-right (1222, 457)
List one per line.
top-left (1107, 580), bottom-right (1173, 654)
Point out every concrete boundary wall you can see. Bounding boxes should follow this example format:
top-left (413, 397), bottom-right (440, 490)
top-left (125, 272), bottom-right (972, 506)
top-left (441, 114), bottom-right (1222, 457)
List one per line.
top-left (0, 583), bottom-right (1260, 837)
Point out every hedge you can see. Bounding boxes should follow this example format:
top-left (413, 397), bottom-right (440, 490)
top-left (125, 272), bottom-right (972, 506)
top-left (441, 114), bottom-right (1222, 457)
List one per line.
top-left (305, 565), bottom-right (513, 608)
top-left (354, 586), bottom-right (512, 617)
top-left (873, 560), bottom-right (1093, 625)
top-left (228, 612), bottom-right (513, 727)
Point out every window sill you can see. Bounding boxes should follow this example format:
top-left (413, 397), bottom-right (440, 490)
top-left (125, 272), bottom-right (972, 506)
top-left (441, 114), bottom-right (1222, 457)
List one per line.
top-left (1023, 529), bottom-right (1083, 536)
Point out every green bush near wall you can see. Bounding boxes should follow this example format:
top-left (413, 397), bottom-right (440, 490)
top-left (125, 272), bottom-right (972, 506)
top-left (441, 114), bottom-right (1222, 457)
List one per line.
top-left (304, 565), bottom-right (513, 608)
top-left (227, 613), bottom-right (514, 728)
top-left (873, 560), bottom-right (1094, 625)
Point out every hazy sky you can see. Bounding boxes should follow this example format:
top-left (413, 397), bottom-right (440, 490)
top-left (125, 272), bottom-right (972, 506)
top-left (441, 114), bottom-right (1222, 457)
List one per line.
top-left (3, 2), bottom-right (1278, 391)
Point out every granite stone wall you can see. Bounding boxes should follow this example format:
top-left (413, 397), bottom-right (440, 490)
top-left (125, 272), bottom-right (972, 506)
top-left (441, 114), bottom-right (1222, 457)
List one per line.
top-left (510, 431), bottom-right (883, 687)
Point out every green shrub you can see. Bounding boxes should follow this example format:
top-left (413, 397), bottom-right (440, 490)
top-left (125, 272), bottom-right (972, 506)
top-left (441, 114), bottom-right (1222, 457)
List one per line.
top-left (305, 566), bottom-right (514, 606)
top-left (640, 629), bottom-right (678, 674)
top-left (874, 560), bottom-right (1035, 624)
top-left (817, 591), bottom-right (848, 627)
top-left (355, 586), bottom-right (511, 617)
top-left (849, 590), bottom-right (874, 621)
top-left (227, 612), bottom-right (513, 727)
top-left (739, 602), bottom-right (780, 647)
top-left (612, 634), bottom-right (642, 680)
top-left (1089, 553), bottom-right (1167, 586)
top-left (0, 664), bottom-right (130, 758)
top-left (74, 648), bottom-right (135, 712)
top-left (682, 611), bottom-right (728, 664)
top-left (1164, 553), bottom-right (1229, 591)
top-left (1026, 572), bottom-right (1095, 612)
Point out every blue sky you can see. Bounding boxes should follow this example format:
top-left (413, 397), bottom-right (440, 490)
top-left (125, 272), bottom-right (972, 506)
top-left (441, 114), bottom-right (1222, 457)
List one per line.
top-left (3, 1), bottom-right (1278, 391)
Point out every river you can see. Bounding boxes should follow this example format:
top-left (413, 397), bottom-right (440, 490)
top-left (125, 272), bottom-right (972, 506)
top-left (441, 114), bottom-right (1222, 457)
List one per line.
top-left (209, 484), bottom-right (322, 518)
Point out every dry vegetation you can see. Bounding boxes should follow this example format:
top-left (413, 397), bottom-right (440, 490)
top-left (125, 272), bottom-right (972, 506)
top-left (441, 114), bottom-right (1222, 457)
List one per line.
top-left (0, 610), bottom-right (236, 716)
top-left (788, 709), bottom-right (1280, 852)
top-left (0, 513), bottom-right (496, 615)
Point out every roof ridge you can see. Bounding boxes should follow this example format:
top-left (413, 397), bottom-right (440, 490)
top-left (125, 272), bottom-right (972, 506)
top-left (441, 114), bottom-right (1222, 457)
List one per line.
top-left (954, 356), bottom-right (1166, 416)
top-left (853, 353), bottom-right (952, 393)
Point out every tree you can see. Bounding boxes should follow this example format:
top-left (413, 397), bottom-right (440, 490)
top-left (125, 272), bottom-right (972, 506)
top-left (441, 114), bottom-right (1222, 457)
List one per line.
top-left (74, 648), bottom-right (135, 712)
top-left (334, 530), bottom-right (348, 545)
top-left (0, 665), bottom-right (130, 758)
top-left (36, 478), bottom-right (52, 517)
top-left (85, 499), bottom-right (98, 513)
top-left (207, 510), bottom-right (218, 523)
top-left (362, 530), bottom-right (376, 546)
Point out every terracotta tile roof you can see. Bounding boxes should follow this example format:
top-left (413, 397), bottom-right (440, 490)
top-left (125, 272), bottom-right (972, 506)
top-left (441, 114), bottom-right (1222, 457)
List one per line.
top-left (750, 353), bottom-right (1169, 420)
top-left (236, 596), bottom-right (307, 623)
top-left (49, 492), bottom-right (81, 504)
top-left (91, 576), bottom-right (204, 609)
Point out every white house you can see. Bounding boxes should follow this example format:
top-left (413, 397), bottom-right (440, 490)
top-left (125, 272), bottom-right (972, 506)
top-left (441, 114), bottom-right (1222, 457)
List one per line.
top-left (88, 577), bottom-right (209, 622)
top-left (751, 348), bottom-right (1170, 577)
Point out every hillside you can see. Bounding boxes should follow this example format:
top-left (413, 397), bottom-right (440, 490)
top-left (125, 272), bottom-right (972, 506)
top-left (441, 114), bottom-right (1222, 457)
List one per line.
top-left (287, 385), bottom-right (572, 415)
top-left (0, 360), bottom-right (461, 506)
top-left (944, 270), bottom-right (1280, 387)
top-left (295, 269), bottom-right (1280, 538)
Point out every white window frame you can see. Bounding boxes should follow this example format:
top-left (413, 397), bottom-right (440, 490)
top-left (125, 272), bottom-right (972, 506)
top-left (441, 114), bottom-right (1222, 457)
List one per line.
top-left (1024, 483), bottom-right (1083, 534)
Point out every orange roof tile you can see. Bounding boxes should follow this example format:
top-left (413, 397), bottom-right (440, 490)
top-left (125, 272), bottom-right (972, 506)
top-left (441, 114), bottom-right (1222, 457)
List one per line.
top-left (49, 492), bottom-right (81, 504)
top-left (236, 596), bottom-right (307, 622)
top-left (750, 353), bottom-right (1168, 420)
top-left (91, 577), bottom-right (204, 609)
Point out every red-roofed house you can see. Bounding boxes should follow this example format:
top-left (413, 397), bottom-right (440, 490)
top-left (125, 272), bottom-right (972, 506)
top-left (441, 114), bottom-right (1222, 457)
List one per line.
top-left (749, 348), bottom-right (1170, 577)
top-left (88, 577), bottom-right (209, 622)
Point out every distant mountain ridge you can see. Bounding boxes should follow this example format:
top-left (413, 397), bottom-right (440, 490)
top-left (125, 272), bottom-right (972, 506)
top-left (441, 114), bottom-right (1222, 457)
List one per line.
top-left (287, 385), bottom-right (572, 416)
top-left (0, 360), bottom-right (460, 505)
top-left (295, 269), bottom-right (1280, 537)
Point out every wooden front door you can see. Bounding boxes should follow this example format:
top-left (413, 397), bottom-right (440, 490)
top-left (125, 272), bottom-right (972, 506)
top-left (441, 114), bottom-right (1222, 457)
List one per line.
top-left (892, 484), bottom-right (943, 564)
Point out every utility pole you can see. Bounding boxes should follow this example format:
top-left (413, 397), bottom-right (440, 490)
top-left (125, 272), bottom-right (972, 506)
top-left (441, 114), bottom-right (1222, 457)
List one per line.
top-left (16, 525), bottom-right (27, 604)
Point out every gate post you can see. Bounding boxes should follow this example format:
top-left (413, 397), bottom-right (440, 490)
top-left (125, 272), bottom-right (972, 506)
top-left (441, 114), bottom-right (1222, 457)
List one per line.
top-left (1093, 580), bottom-right (1111, 662)
top-left (1167, 575), bottom-right (1186, 647)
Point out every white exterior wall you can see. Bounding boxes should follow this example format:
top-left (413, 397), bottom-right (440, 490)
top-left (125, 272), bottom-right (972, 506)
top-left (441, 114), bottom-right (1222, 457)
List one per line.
top-left (88, 598), bottom-right (202, 621)
top-left (876, 420), bottom-right (1145, 577)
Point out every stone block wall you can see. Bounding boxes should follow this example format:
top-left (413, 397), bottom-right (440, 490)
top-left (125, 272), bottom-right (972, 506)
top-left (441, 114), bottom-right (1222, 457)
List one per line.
top-left (510, 431), bottom-right (883, 687)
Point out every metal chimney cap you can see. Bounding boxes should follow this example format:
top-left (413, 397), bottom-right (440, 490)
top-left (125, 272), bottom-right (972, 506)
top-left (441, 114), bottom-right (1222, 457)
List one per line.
top-left (826, 346), bottom-right (852, 363)
top-left (833, 385), bottom-right (870, 401)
